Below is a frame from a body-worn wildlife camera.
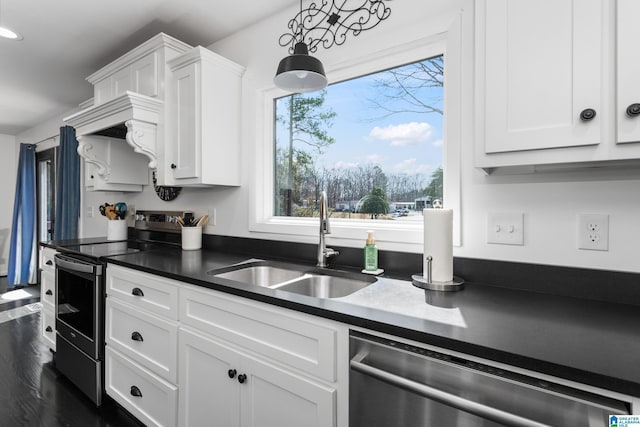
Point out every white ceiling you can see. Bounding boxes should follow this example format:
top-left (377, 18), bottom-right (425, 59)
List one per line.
top-left (0, 0), bottom-right (294, 135)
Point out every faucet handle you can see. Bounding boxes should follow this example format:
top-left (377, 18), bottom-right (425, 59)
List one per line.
top-left (324, 247), bottom-right (339, 258)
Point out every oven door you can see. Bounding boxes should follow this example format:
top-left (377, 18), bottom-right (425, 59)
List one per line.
top-left (55, 253), bottom-right (103, 359)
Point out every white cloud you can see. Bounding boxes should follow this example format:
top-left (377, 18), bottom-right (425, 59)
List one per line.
top-left (432, 139), bottom-right (443, 147)
top-left (368, 122), bottom-right (433, 147)
top-left (392, 158), bottom-right (436, 175)
top-left (334, 160), bottom-right (359, 169)
top-left (366, 154), bottom-right (383, 164)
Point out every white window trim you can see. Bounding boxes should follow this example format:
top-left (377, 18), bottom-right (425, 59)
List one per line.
top-left (250, 19), bottom-right (462, 253)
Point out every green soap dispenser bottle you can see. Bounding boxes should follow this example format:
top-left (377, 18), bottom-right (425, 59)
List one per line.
top-left (364, 230), bottom-right (378, 271)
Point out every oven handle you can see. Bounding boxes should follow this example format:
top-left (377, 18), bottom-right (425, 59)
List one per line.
top-left (55, 255), bottom-right (102, 275)
top-left (350, 357), bottom-right (550, 427)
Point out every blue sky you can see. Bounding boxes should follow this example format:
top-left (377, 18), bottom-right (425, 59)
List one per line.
top-left (276, 58), bottom-right (444, 179)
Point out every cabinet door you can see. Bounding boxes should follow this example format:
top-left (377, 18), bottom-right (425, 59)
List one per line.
top-left (617, 0), bottom-right (640, 144)
top-left (171, 62), bottom-right (201, 180)
top-left (241, 352), bottom-right (336, 427)
top-left (477, 0), bottom-right (603, 153)
top-left (179, 328), bottom-right (241, 427)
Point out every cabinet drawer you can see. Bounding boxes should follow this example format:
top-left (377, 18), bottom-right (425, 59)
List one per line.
top-left (106, 298), bottom-right (178, 383)
top-left (40, 247), bottom-right (57, 272)
top-left (106, 265), bottom-right (179, 320)
top-left (41, 306), bottom-right (56, 351)
top-left (105, 347), bottom-right (177, 427)
top-left (40, 270), bottom-right (55, 306)
top-left (181, 287), bottom-right (338, 382)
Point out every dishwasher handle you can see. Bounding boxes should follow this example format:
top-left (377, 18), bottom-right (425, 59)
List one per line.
top-left (350, 358), bottom-right (551, 427)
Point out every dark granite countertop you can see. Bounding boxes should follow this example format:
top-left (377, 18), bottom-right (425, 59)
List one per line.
top-left (102, 246), bottom-right (640, 397)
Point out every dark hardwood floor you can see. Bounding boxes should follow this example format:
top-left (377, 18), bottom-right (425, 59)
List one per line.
top-left (0, 276), bottom-right (142, 427)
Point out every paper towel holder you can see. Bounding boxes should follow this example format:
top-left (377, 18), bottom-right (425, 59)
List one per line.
top-left (412, 256), bottom-right (465, 291)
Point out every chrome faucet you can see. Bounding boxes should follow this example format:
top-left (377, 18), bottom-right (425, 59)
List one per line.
top-left (317, 191), bottom-right (339, 267)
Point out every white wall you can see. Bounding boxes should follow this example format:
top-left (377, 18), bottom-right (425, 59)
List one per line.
top-left (17, 0), bottom-right (640, 275)
top-left (0, 134), bottom-right (17, 275)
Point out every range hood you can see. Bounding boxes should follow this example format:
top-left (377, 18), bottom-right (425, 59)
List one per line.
top-left (64, 91), bottom-right (163, 170)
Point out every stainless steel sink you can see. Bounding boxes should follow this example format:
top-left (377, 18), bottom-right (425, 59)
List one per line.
top-left (273, 273), bottom-right (376, 298)
top-left (211, 261), bottom-right (305, 287)
top-left (209, 261), bottom-right (377, 298)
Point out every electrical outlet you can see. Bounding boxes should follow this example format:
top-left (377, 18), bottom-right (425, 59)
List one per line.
top-left (87, 206), bottom-right (94, 218)
top-left (577, 214), bottom-right (609, 251)
top-left (487, 212), bottom-right (524, 245)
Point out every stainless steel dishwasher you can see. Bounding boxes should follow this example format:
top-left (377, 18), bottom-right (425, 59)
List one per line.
top-left (349, 331), bottom-right (631, 427)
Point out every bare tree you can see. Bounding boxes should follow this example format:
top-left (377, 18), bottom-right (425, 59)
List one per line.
top-left (367, 55), bottom-right (444, 119)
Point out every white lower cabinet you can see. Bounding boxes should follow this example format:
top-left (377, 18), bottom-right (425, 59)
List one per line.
top-left (106, 347), bottom-right (178, 427)
top-left (39, 247), bottom-right (57, 351)
top-left (106, 265), bottom-right (348, 427)
top-left (179, 327), bottom-right (336, 427)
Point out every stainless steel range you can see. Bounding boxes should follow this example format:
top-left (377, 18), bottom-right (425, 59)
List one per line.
top-left (53, 211), bottom-right (183, 406)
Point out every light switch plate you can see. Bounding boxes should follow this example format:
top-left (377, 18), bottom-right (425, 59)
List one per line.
top-left (487, 212), bottom-right (524, 245)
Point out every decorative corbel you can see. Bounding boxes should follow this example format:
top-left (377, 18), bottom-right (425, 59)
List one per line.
top-left (77, 135), bottom-right (111, 180)
top-left (125, 119), bottom-right (158, 169)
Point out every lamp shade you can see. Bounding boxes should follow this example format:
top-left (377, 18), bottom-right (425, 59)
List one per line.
top-left (274, 42), bottom-right (327, 93)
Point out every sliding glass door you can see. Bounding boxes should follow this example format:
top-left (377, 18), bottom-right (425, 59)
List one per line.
top-left (36, 148), bottom-right (56, 242)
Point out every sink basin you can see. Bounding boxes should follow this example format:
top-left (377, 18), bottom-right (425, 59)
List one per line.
top-left (209, 261), bottom-right (377, 298)
top-left (273, 272), bottom-right (376, 298)
top-left (211, 261), bottom-right (305, 287)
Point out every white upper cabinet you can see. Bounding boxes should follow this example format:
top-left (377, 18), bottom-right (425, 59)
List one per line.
top-left (88, 34), bottom-right (188, 106)
top-left (474, 0), bottom-right (640, 172)
top-left (166, 47), bottom-right (245, 186)
top-left (616, 0), bottom-right (640, 144)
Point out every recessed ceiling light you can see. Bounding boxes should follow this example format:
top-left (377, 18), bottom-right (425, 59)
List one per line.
top-left (0, 25), bottom-right (22, 40)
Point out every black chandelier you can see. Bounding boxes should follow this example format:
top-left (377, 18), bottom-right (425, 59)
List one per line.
top-left (274, 0), bottom-right (392, 93)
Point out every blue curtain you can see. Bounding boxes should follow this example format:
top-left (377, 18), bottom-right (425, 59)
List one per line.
top-left (8, 144), bottom-right (37, 286)
top-left (53, 126), bottom-right (80, 241)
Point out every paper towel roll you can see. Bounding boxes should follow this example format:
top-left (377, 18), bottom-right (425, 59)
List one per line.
top-left (423, 209), bottom-right (453, 282)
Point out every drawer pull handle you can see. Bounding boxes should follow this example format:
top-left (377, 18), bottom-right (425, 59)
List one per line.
top-left (579, 108), bottom-right (596, 121)
top-left (131, 288), bottom-right (144, 297)
top-left (45, 326), bottom-right (53, 332)
top-left (237, 374), bottom-right (247, 384)
top-left (131, 331), bottom-right (144, 342)
top-left (130, 385), bottom-right (143, 398)
top-left (45, 290), bottom-right (53, 296)
top-left (228, 369), bottom-right (237, 379)
top-left (627, 103), bottom-right (640, 117)
top-left (45, 260), bottom-right (53, 266)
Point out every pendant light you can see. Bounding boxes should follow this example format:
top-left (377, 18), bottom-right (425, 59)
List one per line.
top-left (274, 0), bottom-right (327, 93)
top-left (0, 0), bottom-right (22, 40)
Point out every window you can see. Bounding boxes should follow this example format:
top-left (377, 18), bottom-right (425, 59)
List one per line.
top-left (273, 56), bottom-right (444, 224)
top-left (252, 32), bottom-right (461, 249)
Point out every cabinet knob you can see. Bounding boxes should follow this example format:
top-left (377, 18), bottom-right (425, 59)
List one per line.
top-left (45, 260), bottom-right (53, 266)
top-left (237, 374), bottom-right (247, 384)
top-left (131, 331), bottom-right (144, 342)
top-left (170, 163), bottom-right (177, 169)
top-left (228, 369), bottom-right (237, 379)
top-left (579, 108), bottom-right (596, 122)
top-left (45, 326), bottom-right (53, 332)
top-left (131, 287), bottom-right (144, 297)
top-left (90, 175), bottom-right (94, 179)
top-left (130, 385), bottom-right (143, 398)
top-left (626, 103), bottom-right (640, 117)
top-left (45, 289), bottom-right (53, 296)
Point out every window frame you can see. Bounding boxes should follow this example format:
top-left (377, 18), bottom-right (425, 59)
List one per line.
top-left (250, 30), bottom-right (461, 251)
